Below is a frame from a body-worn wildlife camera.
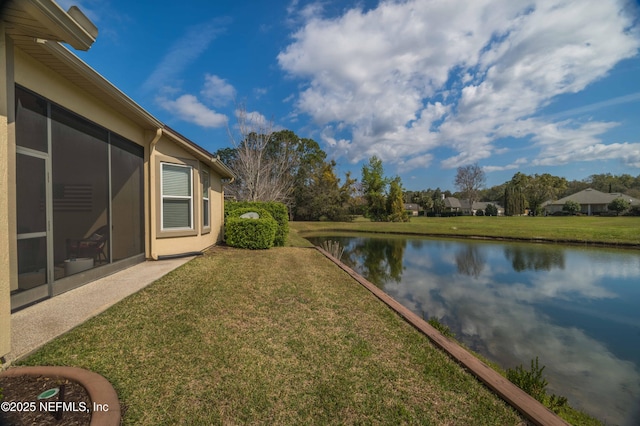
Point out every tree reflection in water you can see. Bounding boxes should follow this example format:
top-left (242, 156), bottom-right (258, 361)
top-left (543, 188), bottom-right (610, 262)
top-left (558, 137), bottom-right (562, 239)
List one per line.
top-left (309, 236), bottom-right (406, 288)
top-left (504, 245), bottom-right (565, 272)
top-left (307, 234), bottom-right (640, 426)
top-left (455, 245), bottom-right (486, 278)
top-left (348, 237), bottom-right (406, 287)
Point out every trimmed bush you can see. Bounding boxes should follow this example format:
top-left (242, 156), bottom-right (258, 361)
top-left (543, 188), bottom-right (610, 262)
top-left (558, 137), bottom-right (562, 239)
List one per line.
top-left (485, 204), bottom-right (498, 216)
top-left (225, 201), bottom-right (289, 246)
top-left (562, 200), bottom-right (581, 215)
top-left (226, 208), bottom-right (277, 249)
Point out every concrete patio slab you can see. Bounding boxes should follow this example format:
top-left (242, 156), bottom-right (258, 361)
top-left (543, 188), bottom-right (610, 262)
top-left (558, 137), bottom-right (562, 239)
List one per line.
top-left (4, 257), bottom-right (195, 366)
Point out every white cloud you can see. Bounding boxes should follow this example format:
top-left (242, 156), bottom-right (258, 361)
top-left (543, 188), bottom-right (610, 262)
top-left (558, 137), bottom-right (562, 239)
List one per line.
top-left (155, 74), bottom-right (237, 129)
top-left (142, 18), bottom-right (228, 93)
top-left (158, 94), bottom-right (227, 128)
top-left (531, 120), bottom-right (640, 167)
top-left (483, 158), bottom-right (528, 172)
top-left (201, 74), bottom-right (236, 107)
top-left (286, 0), bottom-right (325, 26)
top-left (383, 245), bottom-right (640, 424)
top-left (545, 91), bottom-right (640, 120)
top-left (278, 0), bottom-right (640, 171)
top-left (254, 87), bottom-right (269, 99)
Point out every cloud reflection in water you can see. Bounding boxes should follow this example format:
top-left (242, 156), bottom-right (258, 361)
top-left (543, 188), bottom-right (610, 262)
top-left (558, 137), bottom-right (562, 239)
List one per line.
top-left (329, 236), bottom-right (640, 426)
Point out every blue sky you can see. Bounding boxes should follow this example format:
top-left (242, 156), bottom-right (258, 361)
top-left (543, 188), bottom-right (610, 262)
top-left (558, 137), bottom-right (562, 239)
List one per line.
top-left (60, 0), bottom-right (640, 191)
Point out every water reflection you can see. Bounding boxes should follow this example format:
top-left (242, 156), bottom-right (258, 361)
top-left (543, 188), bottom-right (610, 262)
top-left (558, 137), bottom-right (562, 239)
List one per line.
top-left (504, 245), bottom-right (565, 272)
top-left (309, 235), bottom-right (640, 426)
top-left (341, 236), bottom-right (406, 287)
top-left (455, 245), bottom-right (485, 277)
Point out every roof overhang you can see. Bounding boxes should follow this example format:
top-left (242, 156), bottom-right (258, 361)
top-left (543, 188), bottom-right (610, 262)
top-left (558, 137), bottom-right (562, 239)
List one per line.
top-left (3, 0), bottom-right (235, 179)
top-left (4, 0), bottom-right (161, 129)
top-left (162, 127), bottom-right (236, 180)
top-left (37, 40), bottom-right (164, 129)
top-left (3, 0), bottom-right (97, 51)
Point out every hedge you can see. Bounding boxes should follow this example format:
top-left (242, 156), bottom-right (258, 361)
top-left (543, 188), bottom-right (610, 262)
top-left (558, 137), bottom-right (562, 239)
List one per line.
top-left (225, 201), bottom-right (289, 246)
top-left (226, 208), bottom-right (277, 249)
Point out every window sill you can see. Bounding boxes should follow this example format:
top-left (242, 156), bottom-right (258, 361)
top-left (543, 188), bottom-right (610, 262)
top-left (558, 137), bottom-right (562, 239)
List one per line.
top-left (157, 229), bottom-right (198, 238)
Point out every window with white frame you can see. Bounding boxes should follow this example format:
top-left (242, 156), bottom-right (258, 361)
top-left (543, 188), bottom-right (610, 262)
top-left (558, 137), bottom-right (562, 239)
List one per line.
top-left (202, 170), bottom-right (210, 228)
top-left (161, 163), bottom-right (193, 230)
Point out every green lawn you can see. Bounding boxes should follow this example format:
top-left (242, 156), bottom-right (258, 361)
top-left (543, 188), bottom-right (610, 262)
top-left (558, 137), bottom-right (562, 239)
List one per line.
top-left (290, 215), bottom-right (640, 247)
top-left (19, 247), bottom-right (523, 425)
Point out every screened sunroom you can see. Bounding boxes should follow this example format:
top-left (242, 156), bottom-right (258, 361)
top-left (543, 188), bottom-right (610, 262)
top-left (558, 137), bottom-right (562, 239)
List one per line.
top-left (13, 86), bottom-right (144, 310)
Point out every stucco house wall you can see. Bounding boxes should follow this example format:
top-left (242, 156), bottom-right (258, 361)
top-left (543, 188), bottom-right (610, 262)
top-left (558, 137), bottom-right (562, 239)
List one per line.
top-left (0, 23), bottom-right (13, 358)
top-left (150, 135), bottom-right (227, 258)
top-left (0, 0), bottom-right (233, 359)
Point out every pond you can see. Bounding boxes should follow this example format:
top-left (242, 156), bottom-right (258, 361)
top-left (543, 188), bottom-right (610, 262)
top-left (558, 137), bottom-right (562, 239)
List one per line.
top-left (308, 234), bottom-right (640, 426)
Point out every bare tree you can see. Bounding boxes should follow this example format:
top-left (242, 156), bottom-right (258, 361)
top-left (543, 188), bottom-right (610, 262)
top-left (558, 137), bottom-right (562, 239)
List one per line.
top-left (454, 163), bottom-right (486, 213)
top-left (226, 106), bottom-right (298, 203)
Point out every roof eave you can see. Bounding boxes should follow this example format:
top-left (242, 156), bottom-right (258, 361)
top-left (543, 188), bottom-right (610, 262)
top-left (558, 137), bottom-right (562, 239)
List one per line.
top-left (162, 128), bottom-right (236, 179)
top-left (40, 40), bottom-right (164, 129)
top-left (21, 0), bottom-right (97, 50)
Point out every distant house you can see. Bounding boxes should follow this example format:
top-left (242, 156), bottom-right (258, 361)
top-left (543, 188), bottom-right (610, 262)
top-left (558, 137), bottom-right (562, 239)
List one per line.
top-left (473, 201), bottom-right (504, 216)
top-left (544, 188), bottom-right (640, 216)
top-left (444, 197), bottom-right (504, 216)
top-left (443, 197), bottom-right (462, 213)
top-left (404, 203), bottom-right (420, 216)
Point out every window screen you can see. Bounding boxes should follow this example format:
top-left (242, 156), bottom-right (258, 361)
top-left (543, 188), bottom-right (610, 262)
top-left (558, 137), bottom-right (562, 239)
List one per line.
top-left (162, 163), bottom-right (193, 229)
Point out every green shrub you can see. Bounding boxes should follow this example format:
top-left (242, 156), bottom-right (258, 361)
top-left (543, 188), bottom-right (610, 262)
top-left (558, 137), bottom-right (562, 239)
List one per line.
top-left (485, 204), bottom-right (498, 216)
top-left (506, 356), bottom-right (568, 414)
top-left (225, 201), bottom-right (289, 246)
top-left (507, 356), bottom-right (548, 402)
top-left (608, 197), bottom-right (630, 216)
top-left (226, 208), bottom-right (277, 249)
top-left (562, 200), bottom-right (581, 215)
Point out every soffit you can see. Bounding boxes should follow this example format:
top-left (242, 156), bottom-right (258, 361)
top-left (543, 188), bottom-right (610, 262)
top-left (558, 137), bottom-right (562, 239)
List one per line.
top-left (11, 35), bottom-right (162, 129)
top-left (4, 0), bottom-right (161, 129)
top-left (3, 0), bottom-right (230, 169)
top-left (3, 0), bottom-right (95, 50)
top-left (162, 127), bottom-right (236, 179)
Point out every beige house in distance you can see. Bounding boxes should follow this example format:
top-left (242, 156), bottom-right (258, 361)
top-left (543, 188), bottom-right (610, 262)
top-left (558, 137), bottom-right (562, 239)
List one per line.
top-left (1, 0), bottom-right (234, 360)
top-left (544, 188), bottom-right (640, 216)
top-left (443, 197), bottom-right (504, 216)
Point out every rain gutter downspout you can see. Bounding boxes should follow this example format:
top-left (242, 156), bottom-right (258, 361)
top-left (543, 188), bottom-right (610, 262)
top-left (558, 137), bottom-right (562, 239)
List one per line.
top-left (217, 156), bottom-right (235, 242)
top-left (149, 128), bottom-right (162, 260)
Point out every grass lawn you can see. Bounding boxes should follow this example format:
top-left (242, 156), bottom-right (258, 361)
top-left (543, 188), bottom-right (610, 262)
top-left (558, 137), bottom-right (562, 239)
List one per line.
top-left (290, 215), bottom-right (640, 247)
top-left (18, 247), bottom-right (523, 425)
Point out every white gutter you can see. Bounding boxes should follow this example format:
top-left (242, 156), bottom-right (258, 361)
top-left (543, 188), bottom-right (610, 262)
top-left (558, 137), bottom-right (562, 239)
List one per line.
top-left (161, 128), bottom-right (235, 179)
top-left (39, 41), bottom-right (163, 129)
top-left (21, 0), bottom-right (97, 50)
top-left (148, 128), bottom-right (162, 260)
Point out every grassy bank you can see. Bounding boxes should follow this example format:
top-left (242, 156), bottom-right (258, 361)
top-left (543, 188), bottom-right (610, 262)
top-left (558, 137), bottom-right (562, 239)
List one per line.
top-left (291, 216), bottom-right (640, 247)
top-left (19, 247), bottom-right (522, 425)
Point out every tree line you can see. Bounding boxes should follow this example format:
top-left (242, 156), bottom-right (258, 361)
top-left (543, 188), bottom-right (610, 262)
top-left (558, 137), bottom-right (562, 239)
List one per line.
top-left (217, 110), bottom-right (412, 221)
top-left (406, 170), bottom-right (640, 216)
top-left (217, 113), bottom-right (639, 220)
